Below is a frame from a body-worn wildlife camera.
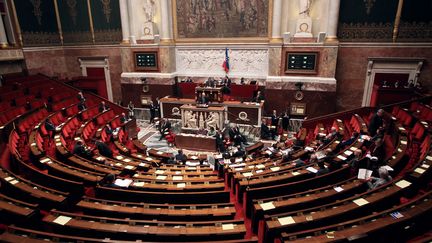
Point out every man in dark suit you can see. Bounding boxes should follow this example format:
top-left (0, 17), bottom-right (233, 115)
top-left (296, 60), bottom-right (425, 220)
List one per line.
top-left (229, 124), bottom-right (247, 146)
top-left (186, 77), bottom-right (193, 82)
top-left (368, 109), bottom-right (384, 136)
top-left (77, 91), bottom-right (85, 102)
top-left (222, 75), bottom-right (231, 87)
top-left (149, 101), bottom-right (156, 123)
top-left (198, 92), bottom-right (208, 105)
top-left (215, 130), bottom-right (225, 152)
top-left (252, 91), bottom-right (264, 103)
top-left (260, 120), bottom-right (272, 140)
top-left (175, 149), bottom-right (187, 164)
top-left (78, 100), bottom-right (87, 111)
top-left (73, 140), bottom-right (91, 158)
top-left (95, 140), bottom-right (113, 158)
top-left (98, 101), bottom-right (109, 113)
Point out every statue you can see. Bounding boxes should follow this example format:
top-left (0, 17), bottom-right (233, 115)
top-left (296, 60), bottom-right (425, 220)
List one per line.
top-left (294, 0), bottom-right (313, 37)
top-left (141, 0), bottom-right (156, 40)
top-left (143, 0), bottom-right (156, 23)
top-left (299, 0), bottom-right (312, 18)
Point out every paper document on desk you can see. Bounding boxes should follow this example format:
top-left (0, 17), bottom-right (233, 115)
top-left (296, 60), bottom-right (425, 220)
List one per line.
top-left (357, 168), bottom-right (372, 179)
top-left (278, 216), bottom-right (295, 225)
top-left (114, 178), bottom-right (133, 188)
top-left (53, 216), bottom-right (72, 225)
top-left (306, 167), bottom-right (318, 173)
top-left (260, 201), bottom-right (275, 211)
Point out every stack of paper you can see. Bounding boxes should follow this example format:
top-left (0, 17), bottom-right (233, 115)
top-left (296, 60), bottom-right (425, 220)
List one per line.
top-left (278, 216), bottom-right (295, 225)
top-left (53, 216), bottom-right (72, 225)
top-left (242, 172), bottom-right (253, 177)
top-left (155, 170), bottom-right (165, 175)
top-left (395, 180), bottom-right (411, 189)
top-left (221, 224), bottom-right (235, 230)
top-left (114, 178), bottom-right (133, 188)
top-left (177, 183), bottom-right (186, 188)
top-left (270, 167), bottom-right (280, 172)
top-left (172, 176), bottom-right (183, 181)
top-left (156, 175), bottom-right (167, 180)
top-left (259, 201), bottom-right (275, 211)
top-left (333, 186), bottom-right (344, 192)
top-left (353, 198), bottom-right (369, 206)
top-left (306, 167), bottom-right (318, 173)
top-left (357, 168), bottom-right (372, 179)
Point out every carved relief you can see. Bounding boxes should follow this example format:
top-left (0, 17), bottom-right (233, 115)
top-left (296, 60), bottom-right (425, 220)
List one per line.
top-left (176, 48), bottom-right (268, 77)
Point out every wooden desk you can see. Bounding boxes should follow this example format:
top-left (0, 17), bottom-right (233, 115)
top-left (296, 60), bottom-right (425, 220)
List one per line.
top-left (176, 133), bottom-right (217, 152)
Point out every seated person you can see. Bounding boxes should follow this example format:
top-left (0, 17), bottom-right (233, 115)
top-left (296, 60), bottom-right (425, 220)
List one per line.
top-left (95, 140), bottom-right (113, 158)
top-left (98, 173), bottom-right (121, 188)
top-left (78, 100), bottom-right (87, 111)
top-left (44, 118), bottom-right (56, 138)
top-left (367, 167), bottom-right (392, 189)
top-left (120, 112), bottom-right (129, 124)
top-left (323, 127), bottom-right (338, 145)
top-left (175, 149), bottom-right (187, 164)
top-left (316, 161), bottom-right (329, 176)
top-left (73, 140), bottom-right (92, 158)
top-left (252, 91), bottom-right (264, 103)
top-left (229, 124), bottom-right (248, 146)
top-left (347, 149), bottom-right (363, 175)
top-left (98, 101), bottom-right (109, 113)
top-left (185, 77), bottom-right (193, 82)
top-left (105, 124), bottom-right (114, 142)
top-left (207, 126), bottom-right (217, 136)
top-left (335, 132), bottom-right (359, 153)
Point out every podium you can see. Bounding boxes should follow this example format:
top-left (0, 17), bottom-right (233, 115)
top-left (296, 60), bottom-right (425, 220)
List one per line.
top-left (195, 87), bottom-right (224, 103)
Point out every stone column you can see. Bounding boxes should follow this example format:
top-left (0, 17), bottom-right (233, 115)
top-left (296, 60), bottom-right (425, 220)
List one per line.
top-left (271, 0), bottom-right (283, 42)
top-left (326, 0), bottom-right (340, 42)
top-left (126, 0), bottom-right (136, 44)
top-left (160, 0), bottom-right (172, 43)
top-left (119, 0), bottom-right (130, 43)
top-left (0, 14), bottom-right (8, 48)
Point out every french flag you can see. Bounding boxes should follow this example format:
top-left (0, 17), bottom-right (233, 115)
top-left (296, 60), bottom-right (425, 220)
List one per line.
top-left (222, 48), bottom-right (230, 73)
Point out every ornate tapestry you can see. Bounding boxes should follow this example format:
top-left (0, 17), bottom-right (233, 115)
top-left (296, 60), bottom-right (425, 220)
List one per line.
top-left (13, 0), bottom-right (61, 46)
top-left (175, 0), bottom-right (269, 38)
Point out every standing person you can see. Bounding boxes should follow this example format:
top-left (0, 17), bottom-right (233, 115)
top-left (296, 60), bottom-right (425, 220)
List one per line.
top-left (368, 109), bottom-right (384, 136)
top-left (155, 97), bottom-right (161, 119)
top-left (281, 112), bottom-right (290, 132)
top-left (270, 110), bottom-right (279, 138)
top-left (215, 129), bottom-right (225, 152)
top-left (77, 91), bottom-right (85, 103)
top-left (149, 100), bottom-right (156, 123)
top-left (127, 101), bottom-right (135, 119)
